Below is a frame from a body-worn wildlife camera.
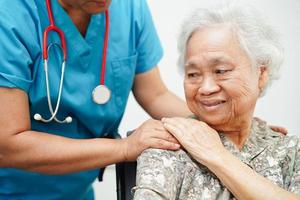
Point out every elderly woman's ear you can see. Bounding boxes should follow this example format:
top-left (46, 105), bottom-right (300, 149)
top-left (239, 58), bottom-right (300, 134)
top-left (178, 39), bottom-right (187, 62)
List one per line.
top-left (258, 66), bottom-right (269, 93)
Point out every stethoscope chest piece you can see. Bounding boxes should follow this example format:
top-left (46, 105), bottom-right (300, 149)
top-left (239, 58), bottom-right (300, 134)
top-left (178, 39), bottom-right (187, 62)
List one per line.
top-left (92, 85), bottom-right (111, 104)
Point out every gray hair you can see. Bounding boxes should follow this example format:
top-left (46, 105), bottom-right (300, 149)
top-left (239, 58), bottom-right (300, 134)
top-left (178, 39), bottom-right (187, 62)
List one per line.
top-left (177, 2), bottom-right (284, 94)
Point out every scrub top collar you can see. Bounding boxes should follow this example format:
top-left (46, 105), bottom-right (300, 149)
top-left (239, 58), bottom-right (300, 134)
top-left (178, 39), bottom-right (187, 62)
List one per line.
top-left (48, 0), bottom-right (108, 70)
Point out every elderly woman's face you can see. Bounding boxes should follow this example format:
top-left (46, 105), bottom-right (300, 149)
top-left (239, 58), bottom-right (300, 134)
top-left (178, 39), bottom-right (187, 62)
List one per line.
top-left (59, 0), bottom-right (112, 14)
top-left (184, 26), bottom-right (267, 128)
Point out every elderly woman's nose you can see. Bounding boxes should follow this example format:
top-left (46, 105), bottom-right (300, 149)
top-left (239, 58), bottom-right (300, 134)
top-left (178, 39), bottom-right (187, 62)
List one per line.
top-left (198, 76), bottom-right (220, 95)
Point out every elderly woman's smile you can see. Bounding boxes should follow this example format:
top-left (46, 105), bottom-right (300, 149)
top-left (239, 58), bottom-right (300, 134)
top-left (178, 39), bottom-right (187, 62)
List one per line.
top-left (198, 99), bottom-right (227, 111)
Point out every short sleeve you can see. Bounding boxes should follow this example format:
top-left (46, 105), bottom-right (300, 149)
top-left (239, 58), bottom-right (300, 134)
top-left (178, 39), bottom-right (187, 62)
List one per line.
top-left (288, 137), bottom-right (300, 195)
top-left (134, 0), bottom-right (163, 74)
top-left (0, 2), bottom-right (39, 92)
top-left (133, 149), bottom-right (183, 200)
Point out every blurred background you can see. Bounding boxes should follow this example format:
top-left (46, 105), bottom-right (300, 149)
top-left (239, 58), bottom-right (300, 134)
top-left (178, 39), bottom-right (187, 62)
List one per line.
top-left (94, 0), bottom-right (300, 199)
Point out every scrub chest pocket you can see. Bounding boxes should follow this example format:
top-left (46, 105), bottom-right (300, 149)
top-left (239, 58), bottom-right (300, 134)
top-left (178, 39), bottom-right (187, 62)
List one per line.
top-left (111, 54), bottom-right (138, 108)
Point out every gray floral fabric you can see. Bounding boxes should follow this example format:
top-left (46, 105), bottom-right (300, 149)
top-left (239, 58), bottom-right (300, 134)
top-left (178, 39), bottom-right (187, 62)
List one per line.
top-left (133, 119), bottom-right (300, 200)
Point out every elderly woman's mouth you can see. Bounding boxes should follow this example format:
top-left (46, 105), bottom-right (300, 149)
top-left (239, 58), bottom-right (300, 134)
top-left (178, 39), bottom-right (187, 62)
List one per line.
top-left (199, 100), bottom-right (227, 111)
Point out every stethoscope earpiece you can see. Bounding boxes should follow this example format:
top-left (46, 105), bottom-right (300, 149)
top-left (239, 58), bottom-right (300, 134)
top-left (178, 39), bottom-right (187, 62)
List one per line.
top-left (34, 113), bottom-right (72, 124)
top-left (65, 117), bottom-right (72, 123)
top-left (34, 113), bottom-right (42, 121)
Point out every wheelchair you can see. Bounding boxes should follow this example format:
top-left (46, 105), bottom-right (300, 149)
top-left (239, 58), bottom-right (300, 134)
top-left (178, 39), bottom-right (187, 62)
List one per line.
top-left (97, 160), bottom-right (137, 200)
top-left (116, 161), bottom-right (137, 200)
top-left (98, 132), bottom-right (137, 200)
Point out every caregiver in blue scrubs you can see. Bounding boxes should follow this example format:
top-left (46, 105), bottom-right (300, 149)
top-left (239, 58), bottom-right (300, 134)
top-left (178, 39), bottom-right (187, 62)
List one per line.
top-left (0, 0), bottom-right (191, 199)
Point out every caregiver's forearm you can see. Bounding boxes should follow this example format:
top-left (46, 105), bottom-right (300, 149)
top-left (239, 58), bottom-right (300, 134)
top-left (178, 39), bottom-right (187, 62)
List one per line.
top-left (0, 130), bottom-right (126, 174)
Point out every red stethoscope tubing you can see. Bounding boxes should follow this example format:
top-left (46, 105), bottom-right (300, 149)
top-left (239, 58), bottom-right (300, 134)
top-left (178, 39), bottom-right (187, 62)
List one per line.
top-left (44, 0), bottom-right (67, 61)
top-left (43, 0), bottom-right (109, 85)
top-left (100, 10), bottom-right (109, 85)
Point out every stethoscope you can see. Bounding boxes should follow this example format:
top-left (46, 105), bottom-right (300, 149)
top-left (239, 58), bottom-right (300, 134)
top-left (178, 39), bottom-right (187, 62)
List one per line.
top-left (34, 0), bottom-right (110, 124)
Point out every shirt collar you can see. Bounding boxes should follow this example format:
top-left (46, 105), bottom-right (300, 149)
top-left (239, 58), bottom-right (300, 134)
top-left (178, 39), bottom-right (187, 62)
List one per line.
top-left (220, 118), bottom-right (283, 164)
top-left (50, 1), bottom-right (108, 70)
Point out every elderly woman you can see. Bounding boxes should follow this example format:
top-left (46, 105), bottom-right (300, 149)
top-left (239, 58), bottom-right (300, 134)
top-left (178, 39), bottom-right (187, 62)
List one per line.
top-left (133, 3), bottom-right (300, 200)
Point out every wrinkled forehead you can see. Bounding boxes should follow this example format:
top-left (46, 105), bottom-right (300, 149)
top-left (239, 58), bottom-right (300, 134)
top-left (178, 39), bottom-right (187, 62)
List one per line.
top-left (184, 26), bottom-right (248, 67)
top-left (185, 53), bottom-right (233, 69)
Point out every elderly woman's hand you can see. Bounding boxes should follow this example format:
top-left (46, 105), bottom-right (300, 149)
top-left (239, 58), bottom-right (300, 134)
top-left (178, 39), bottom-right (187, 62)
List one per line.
top-left (122, 119), bottom-right (180, 161)
top-left (162, 117), bottom-right (227, 166)
top-left (162, 117), bottom-right (227, 165)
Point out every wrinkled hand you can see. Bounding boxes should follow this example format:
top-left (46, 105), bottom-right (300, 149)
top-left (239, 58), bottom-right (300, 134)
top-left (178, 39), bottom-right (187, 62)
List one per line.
top-left (162, 117), bottom-right (226, 166)
top-left (122, 119), bottom-right (180, 161)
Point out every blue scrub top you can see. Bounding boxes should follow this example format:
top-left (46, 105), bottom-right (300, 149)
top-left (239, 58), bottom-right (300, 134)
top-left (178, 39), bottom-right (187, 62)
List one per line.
top-left (0, 0), bottom-right (163, 199)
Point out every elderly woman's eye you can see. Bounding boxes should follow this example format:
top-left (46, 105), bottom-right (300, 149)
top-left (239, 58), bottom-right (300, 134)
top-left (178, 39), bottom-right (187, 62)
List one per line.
top-left (187, 73), bottom-right (199, 78)
top-left (215, 69), bottom-right (230, 74)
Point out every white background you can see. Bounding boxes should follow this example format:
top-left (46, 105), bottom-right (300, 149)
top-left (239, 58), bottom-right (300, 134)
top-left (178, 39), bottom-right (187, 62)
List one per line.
top-left (94, 0), bottom-right (300, 199)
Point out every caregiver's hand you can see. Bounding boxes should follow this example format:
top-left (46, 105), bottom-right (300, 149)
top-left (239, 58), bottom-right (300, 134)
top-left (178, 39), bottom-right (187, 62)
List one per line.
top-left (162, 117), bottom-right (226, 166)
top-left (122, 119), bottom-right (180, 161)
